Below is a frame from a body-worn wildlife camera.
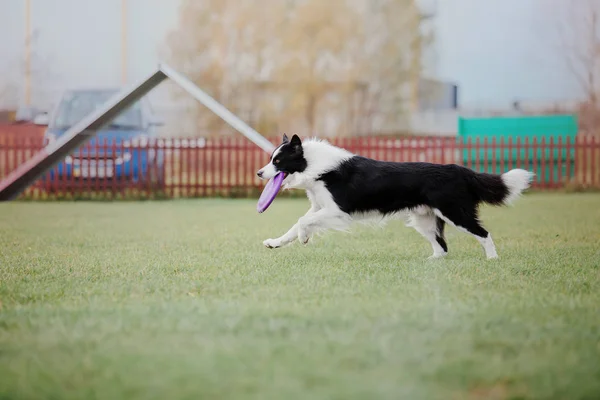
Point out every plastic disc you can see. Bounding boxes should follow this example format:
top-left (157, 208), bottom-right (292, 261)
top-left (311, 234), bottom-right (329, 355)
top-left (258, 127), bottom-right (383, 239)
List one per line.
top-left (257, 172), bottom-right (286, 213)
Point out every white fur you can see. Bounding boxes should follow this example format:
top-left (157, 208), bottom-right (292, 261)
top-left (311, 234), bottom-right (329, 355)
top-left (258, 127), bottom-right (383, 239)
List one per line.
top-left (433, 208), bottom-right (498, 259)
top-left (262, 139), bottom-right (353, 247)
top-left (350, 210), bottom-right (397, 226)
top-left (476, 234), bottom-right (498, 259)
top-left (501, 169), bottom-right (535, 205)
top-left (258, 143), bottom-right (284, 179)
top-left (282, 138), bottom-right (353, 190)
top-left (407, 209), bottom-right (448, 259)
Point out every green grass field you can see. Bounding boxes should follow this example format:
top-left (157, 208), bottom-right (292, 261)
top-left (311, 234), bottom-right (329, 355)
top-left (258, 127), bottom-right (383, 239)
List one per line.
top-left (1, 194), bottom-right (599, 400)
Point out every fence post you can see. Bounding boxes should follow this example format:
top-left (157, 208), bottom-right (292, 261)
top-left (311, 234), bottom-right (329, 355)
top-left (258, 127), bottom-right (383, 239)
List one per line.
top-left (521, 136), bottom-right (528, 172)
top-left (476, 137), bottom-right (482, 171)
top-left (592, 136), bottom-right (600, 187)
top-left (539, 136), bottom-right (546, 187)
top-left (549, 136), bottom-right (555, 187)
top-left (566, 136), bottom-right (572, 186)
top-left (483, 136), bottom-right (489, 173)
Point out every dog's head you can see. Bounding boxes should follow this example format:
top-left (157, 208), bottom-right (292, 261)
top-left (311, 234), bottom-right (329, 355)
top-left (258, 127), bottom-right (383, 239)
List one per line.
top-left (257, 134), bottom-right (307, 180)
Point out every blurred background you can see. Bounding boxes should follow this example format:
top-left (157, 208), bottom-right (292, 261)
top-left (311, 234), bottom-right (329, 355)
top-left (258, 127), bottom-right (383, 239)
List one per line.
top-left (0, 0), bottom-right (599, 198)
top-left (2, 0), bottom-right (596, 136)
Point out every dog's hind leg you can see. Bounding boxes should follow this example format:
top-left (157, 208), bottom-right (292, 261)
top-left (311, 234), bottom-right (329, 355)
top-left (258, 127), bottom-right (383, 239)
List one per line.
top-left (407, 211), bottom-right (448, 259)
top-left (433, 207), bottom-right (498, 259)
top-left (435, 216), bottom-right (448, 255)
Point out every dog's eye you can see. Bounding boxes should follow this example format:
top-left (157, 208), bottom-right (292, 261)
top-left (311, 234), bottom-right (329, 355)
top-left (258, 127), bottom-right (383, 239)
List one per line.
top-left (274, 159), bottom-right (280, 164)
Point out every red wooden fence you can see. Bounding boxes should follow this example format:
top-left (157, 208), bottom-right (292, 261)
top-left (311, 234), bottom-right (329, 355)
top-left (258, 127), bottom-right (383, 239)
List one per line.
top-left (1, 132), bottom-right (599, 200)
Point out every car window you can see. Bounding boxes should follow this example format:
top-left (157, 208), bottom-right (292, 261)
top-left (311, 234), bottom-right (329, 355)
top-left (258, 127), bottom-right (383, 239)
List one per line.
top-left (51, 90), bottom-right (144, 130)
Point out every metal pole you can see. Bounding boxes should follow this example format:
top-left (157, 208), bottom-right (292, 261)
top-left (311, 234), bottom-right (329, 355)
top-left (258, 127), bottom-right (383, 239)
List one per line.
top-left (25, 0), bottom-right (31, 106)
top-left (121, 0), bottom-right (128, 84)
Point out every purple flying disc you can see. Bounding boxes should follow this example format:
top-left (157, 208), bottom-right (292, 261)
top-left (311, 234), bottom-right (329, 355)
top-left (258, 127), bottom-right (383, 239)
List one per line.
top-left (257, 172), bottom-right (286, 213)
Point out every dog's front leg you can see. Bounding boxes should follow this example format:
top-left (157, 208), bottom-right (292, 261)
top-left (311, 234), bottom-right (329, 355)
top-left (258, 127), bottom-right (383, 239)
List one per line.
top-left (263, 222), bottom-right (300, 249)
top-left (263, 206), bottom-right (319, 249)
top-left (296, 208), bottom-right (350, 245)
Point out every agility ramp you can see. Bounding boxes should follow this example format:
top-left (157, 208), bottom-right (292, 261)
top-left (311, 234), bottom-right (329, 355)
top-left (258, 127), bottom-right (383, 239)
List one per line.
top-left (0, 64), bottom-right (275, 201)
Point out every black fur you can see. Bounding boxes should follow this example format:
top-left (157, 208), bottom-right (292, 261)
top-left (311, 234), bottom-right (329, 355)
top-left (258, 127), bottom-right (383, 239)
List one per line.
top-left (317, 156), bottom-right (509, 240)
top-left (270, 134), bottom-right (307, 175)
top-left (435, 217), bottom-right (447, 252)
top-left (317, 157), bottom-right (508, 214)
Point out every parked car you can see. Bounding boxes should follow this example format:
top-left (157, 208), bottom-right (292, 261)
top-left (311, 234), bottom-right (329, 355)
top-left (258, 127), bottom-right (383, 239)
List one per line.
top-left (38, 89), bottom-right (165, 188)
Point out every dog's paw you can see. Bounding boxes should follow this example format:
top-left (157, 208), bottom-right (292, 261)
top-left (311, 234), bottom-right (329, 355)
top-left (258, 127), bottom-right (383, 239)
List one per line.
top-left (263, 238), bottom-right (282, 249)
top-left (427, 252), bottom-right (448, 260)
top-left (297, 231), bottom-right (310, 245)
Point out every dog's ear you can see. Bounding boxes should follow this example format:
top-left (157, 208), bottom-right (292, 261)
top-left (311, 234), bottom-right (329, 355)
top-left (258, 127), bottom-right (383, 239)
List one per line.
top-left (282, 133), bottom-right (289, 143)
top-left (291, 134), bottom-right (302, 153)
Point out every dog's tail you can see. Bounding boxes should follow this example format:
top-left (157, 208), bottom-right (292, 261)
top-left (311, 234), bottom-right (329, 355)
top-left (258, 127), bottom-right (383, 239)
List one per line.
top-left (468, 168), bottom-right (535, 206)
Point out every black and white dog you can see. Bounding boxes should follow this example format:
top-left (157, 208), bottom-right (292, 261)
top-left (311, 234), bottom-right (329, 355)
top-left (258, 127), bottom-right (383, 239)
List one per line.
top-left (257, 134), bottom-right (534, 259)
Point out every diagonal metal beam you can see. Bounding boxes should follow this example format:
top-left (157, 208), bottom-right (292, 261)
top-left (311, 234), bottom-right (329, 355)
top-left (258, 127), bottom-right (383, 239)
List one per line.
top-left (0, 63), bottom-right (275, 201)
top-left (159, 63), bottom-right (275, 153)
top-left (0, 69), bottom-right (168, 201)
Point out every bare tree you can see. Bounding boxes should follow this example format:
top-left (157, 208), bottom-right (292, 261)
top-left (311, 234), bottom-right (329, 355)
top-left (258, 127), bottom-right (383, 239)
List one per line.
top-left (165, 0), bottom-right (287, 136)
top-left (272, 0), bottom-right (364, 135)
top-left (362, 0), bottom-right (431, 134)
top-left (166, 0), bottom-right (431, 137)
top-left (552, 0), bottom-right (600, 133)
top-left (555, 0), bottom-right (600, 104)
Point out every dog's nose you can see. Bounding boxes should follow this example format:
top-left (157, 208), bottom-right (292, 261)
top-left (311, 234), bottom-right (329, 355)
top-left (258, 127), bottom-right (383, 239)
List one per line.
top-left (257, 170), bottom-right (263, 178)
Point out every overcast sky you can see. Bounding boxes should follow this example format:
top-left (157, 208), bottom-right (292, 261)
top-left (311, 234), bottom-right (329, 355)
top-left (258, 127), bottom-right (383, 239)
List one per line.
top-left (0, 0), bottom-right (583, 111)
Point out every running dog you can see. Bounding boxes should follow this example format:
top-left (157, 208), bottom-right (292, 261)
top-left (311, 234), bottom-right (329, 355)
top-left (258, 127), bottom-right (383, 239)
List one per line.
top-left (257, 134), bottom-right (534, 259)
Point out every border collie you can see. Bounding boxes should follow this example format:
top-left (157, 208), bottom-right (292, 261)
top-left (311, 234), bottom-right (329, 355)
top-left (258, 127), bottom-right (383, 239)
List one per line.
top-left (257, 134), bottom-right (534, 259)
